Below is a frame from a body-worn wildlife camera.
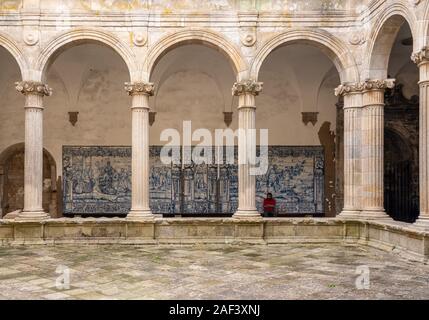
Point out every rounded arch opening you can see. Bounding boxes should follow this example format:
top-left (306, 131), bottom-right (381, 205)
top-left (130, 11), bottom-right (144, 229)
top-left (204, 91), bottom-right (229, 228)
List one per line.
top-left (251, 29), bottom-right (359, 84)
top-left (368, 14), bottom-right (413, 80)
top-left (145, 29), bottom-right (247, 80)
top-left (37, 30), bottom-right (136, 82)
top-left (0, 143), bottom-right (57, 218)
top-left (256, 42), bottom-right (341, 217)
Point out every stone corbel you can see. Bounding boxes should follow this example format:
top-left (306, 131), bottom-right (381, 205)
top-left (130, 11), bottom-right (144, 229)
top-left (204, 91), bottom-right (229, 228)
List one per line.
top-left (149, 111), bottom-right (156, 126)
top-left (302, 112), bottom-right (319, 126)
top-left (223, 112), bottom-right (233, 127)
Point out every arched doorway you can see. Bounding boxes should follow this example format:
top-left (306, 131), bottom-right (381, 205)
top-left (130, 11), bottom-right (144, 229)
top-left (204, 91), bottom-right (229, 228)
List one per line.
top-left (0, 143), bottom-right (57, 217)
top-left (372, 15), bottom-right (420, 222)
top-left (384, 128), bottom-right (419, 222)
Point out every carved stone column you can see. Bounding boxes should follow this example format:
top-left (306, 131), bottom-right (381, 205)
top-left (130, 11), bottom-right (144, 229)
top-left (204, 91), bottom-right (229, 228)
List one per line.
top-left (125, 82), bottom-right (154, 220)
top-left (232, 79), bottom-right (263, 219)
top-left (15, 81), bottom-right (52, 220)
top-left (335, 84), bottom-right (363, 218)
top-left (360, 79), bottom-right (394, 220)
top-left (412, 48), bottom-right (429, 227)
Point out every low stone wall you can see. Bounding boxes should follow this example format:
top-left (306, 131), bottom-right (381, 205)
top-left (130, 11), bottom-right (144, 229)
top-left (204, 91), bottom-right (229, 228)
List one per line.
top-left (0, 217), bottom-right (427, 262)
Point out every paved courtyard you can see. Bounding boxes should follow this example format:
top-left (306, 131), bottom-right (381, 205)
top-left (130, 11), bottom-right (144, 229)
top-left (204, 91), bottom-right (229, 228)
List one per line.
top-left (0, 244), bottom-right (428, 300)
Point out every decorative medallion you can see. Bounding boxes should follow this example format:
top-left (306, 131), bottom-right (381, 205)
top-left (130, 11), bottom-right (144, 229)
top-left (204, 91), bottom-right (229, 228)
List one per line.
top-left (132, 32), bottom-right (147, 47)
top-left (23, 30), bottom-right (39, 46)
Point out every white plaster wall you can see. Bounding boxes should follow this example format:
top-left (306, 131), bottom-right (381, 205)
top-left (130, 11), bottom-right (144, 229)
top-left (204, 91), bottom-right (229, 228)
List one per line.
top-left (257, 44), bottom-right (339, 145)
top-left (0, 47), bottom-right (25, 153)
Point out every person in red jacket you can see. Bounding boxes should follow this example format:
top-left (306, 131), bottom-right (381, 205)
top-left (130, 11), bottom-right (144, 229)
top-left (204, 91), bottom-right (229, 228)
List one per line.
top-left (263, 193), bottom-right (276, 217)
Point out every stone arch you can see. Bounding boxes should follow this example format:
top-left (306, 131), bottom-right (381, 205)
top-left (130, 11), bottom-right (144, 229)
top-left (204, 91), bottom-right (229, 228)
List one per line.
top-left (35, 29), bottom-right (137, 82)
top-left (145, 29), bottom-right (248, 81)
top-left (0, 32), bottom-right (28, 80)
top-left (422, 0), bottom-right (429, 49)
top-left (250, 28), bottom-right (359, 83)
top-left (365, 4), bottom-right (417, 80)
top-left (0, 143), bottom-right (57, 218)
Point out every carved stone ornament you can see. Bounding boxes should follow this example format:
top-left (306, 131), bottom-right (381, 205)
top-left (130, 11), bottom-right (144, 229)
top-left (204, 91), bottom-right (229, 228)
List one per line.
top-left (411, 47), bottom-right (429, 65)
top-left (132, 32), bottom-right (147, 47)
top-left (241, 33), bottom-right (256, 47)
top-left (124, 82), bottom-right (154, 96)
top-left (349, 32), bottom-right (366, 46)
top-left (232, 80), bottom-right (263, 96)
top-left (15, 81), bottom-right (52, 96)
top-left (23, 30), bottom-right (39, 46)
top-left (335, 79), bottom-right (395, 96)
top-left (410, 0), bottom-right (421, 6)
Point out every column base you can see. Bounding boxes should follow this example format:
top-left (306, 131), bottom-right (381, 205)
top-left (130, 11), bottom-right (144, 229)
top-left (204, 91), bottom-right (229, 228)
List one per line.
top-left (127, 209), bottom-right (154, 221)
top-left (233, 209), bottom-right (262, 219)
top-left (336, 210), bottom-right (361, 219)
top-left (413, 215), bottom-right (429, 229)
top-left (360, 210), bottom-right (392, 221)
top-left (15, 211), bottom-right (50, 221)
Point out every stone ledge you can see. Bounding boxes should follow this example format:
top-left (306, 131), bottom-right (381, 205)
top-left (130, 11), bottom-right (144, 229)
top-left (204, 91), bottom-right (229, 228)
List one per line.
top-left (0, 217), bottom-right (427, 262)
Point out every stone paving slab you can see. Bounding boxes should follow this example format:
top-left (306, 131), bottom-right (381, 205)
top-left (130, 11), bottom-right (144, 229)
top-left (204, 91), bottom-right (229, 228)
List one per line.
top-left (0, 244), bottom-right (428, 300)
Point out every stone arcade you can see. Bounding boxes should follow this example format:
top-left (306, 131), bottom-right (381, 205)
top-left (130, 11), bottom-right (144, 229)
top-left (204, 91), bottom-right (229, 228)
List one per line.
top-left (0, 0), bottom-right (429, 262)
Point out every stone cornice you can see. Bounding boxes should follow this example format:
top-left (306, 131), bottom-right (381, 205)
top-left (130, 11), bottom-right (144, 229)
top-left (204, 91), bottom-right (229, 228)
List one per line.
top-left (15, 81), bottom-right (52, 97)
top-left (335, 79), bottom-right (395, 97)
top-left (232, 80), bottom-right (263, 96)
top-left (411, 47), bottom-right (429, 66)
top-left (125, 82), bottom-right (154, 96)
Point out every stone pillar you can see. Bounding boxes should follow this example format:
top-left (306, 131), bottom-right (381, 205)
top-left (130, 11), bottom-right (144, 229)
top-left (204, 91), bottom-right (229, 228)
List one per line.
top-left (15, 81), bottom-right (52, 220)
top-left (125, 82), bottom-right (154, 220)
top-left (232, 79), bottom-right (263, 219)
top-left (412, 48), bottom-right (429, 227)
top-left (335, 84), bottom-right (363, 218)
top-left (360, 80), bottom-right (394, 220)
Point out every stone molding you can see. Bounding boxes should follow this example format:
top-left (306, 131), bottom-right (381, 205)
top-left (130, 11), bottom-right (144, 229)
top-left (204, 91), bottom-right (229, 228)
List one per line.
top-left (232, 79), bottom-right (263, 96)
top-left (15, 81), bottom-right (52, 97)
top-left (411, 47), bottom-right (429, 65)
top-left (335, 79), bottom-right (395, 96)
top-left (125, 82), bottom-right (155, 96)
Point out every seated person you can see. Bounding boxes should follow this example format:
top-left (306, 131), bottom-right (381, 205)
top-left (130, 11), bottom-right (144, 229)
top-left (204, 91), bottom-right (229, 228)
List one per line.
top-left (263, 193), bottom-right (276, 217)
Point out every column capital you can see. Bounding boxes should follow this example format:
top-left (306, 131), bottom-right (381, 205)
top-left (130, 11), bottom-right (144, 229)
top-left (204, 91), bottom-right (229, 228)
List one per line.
top-left (15, 81), bottom-right (52, 97)
top-left (411, 47), bottom-right (429, 66)
top-left (124, 82), bottom-right (154, 96)
top-left (335, 79), bottom-right (395, 96)
top-left (232, 79), bottom-right (263, 96)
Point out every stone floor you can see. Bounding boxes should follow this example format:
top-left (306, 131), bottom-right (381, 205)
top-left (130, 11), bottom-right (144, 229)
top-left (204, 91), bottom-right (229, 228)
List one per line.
top-left (0, 244), bottom-right (428, 300)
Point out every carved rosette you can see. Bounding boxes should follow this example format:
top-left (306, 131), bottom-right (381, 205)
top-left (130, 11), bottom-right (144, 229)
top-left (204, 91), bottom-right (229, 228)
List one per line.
top-left (15, 81), bottom-right (52, 96)
top-left (232, 80), bottom-right (263, 96)
top-left (124, 82), bottom-right (155, 96)
top-left (335, 79), bottom-right (395, 96)
top-left (411, 47), bottom-right (429, 65)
